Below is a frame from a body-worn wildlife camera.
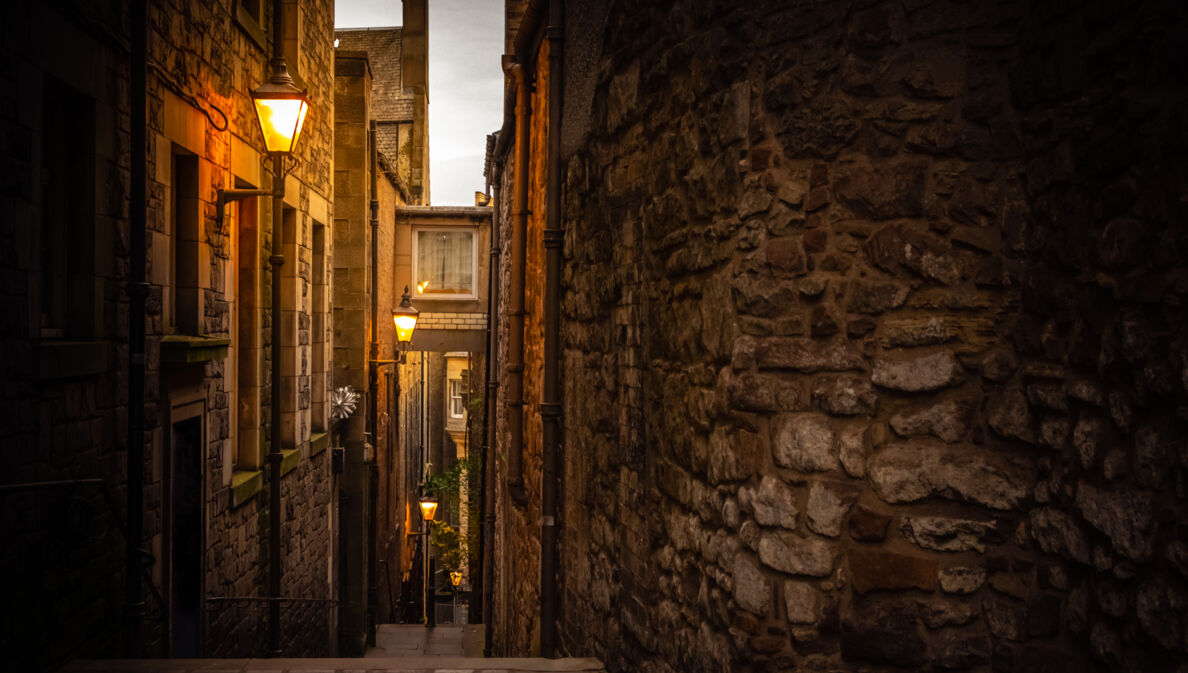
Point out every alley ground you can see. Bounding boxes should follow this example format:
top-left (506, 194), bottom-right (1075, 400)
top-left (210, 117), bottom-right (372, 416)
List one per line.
top-left (61, 625), bottom-right (605, 673)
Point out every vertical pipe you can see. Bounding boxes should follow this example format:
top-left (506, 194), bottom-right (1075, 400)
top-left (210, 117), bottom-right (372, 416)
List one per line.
top-left (504, 61), bottom-right (530, 503)
top-left (267, 149), bottom-right (285, 656)
top-left (267, 0), bottom-right (286, 657)
top-left (366, 121), bottom-right (380, 647)
top-left (427, 555), bottom-right (436, 627)
top-left (125, 0), bottom-right (147, 657)
top-left (480, 173), bottom-right (501, 653)
top-left (268, 153), bottom-right (284, 657)
top-left (540, 0), bottom-right (564, 658)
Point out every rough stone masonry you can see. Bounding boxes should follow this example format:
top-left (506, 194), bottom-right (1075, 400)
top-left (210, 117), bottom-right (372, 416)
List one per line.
top-left (502, 0), bottom-right (1188, 671)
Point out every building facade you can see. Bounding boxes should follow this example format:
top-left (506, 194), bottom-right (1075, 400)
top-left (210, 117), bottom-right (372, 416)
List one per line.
top-left (1, 0), bottom-right (337, 666)
top-left (488, 1), bottom-right (1188, 672)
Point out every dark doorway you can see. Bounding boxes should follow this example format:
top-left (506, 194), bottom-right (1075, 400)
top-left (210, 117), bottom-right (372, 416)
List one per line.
top-left (170, 414), bottom-right (203, 657)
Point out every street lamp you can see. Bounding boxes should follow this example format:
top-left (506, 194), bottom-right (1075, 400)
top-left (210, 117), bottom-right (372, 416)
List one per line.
top-left (211, 19), bottom-right (311, 658)
top-left (418, 494), bottom-right (439, 522)
top-left (392, 286), bottom-right (420, 363)
top-left (418, 493), bottom-right (439, 627)
top-left (251, 74), bottom-right (309, 155)
top-left (449, 570), bottom-right (463, 624)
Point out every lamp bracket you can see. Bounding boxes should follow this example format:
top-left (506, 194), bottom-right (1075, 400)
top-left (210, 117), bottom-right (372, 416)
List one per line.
top-left (214, 187), bottom-right (271, 235)
top-left (262, 152), bottom-right (301, 181)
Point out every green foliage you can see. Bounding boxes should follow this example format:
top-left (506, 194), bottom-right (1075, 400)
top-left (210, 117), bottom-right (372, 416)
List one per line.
top-left (423, 455), bottom-right (481, 574)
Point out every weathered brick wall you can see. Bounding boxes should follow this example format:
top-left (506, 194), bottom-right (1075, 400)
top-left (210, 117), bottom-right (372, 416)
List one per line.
top-left (546, 1), bottom-right (1188, 671)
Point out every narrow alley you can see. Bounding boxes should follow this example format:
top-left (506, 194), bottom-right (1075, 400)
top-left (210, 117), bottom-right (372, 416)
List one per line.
top-left (3, 0), bottom-right (1188, 672)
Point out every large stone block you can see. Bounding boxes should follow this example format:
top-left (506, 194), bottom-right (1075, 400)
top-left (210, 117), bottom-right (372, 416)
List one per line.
top-left (872, 351), bottom-right (963, 392)
top-left (848, 548), bottom-right (937, 594)
top-left (868, 441), bottom-right (1032, 510)
top-left (771, 412), bottom-right (838, 472)
top-left (758, 531), bottom-right (836, 577)
top-left (840, 599), bottom-right (926, 666)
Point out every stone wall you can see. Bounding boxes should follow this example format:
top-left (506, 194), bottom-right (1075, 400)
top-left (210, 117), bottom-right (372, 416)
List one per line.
top-left (145, 0), bottom-right (336, 657)
top-left (0, 7), bottom-right (134, 669)
top-left (495, 0), bottom-right (1188, 671)
top-left (0, 0), bottom-right (337, 664)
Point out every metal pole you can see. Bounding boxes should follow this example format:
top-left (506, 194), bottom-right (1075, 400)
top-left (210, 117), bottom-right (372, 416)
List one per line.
top-left (427, 555), bottom-right (436, 628)
top-left (268, 149), bottom-right (284, 658)
top-left (366, 121), bottom-right (380, 647)
top-left (125, 0), bottom-right (147, 658)
top-left (267, 0), bottom-right (287, 656)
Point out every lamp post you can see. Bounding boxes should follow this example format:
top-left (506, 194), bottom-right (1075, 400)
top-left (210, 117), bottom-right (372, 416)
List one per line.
top-left (417, 494), bottom-right (438, 627)
top-left (216, 7), bottom-right (309, 657)
top-left (449, 570), bottom-right (463, 624)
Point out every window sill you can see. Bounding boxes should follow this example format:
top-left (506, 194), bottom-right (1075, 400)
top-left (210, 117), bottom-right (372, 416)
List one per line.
top-left (235, 2), bottom-right (267, 51)
top-left (38, 340), bottom-right (112, 380)
top-left (310, 432), bottom-right (329, 457)
top-left (281, 448), bottom-right (301, 476)
top-left (231, 469), bottom-right (263, 507)
top-left (161, 335), bottom-right (230, 366)
top-left (418, 294), bottom-right (479, 302)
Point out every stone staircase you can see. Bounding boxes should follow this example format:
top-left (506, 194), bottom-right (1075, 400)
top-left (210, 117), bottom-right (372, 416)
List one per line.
top-left (62, 625), bottom-right (605, 673)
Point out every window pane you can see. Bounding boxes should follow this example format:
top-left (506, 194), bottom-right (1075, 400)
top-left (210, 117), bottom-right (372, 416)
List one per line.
top-left (416, 229), bottom-right (473, 296)
top-left (448, 379), bottom-right (464, 418)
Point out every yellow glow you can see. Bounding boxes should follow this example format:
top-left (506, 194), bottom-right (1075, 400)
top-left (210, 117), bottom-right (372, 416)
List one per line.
top-left (449, 571), bottom-right (463, 587)
top-left (393, 313), bottom-right (418, 343)
top-left (418, 499), bottom-right (438, 522)
top-left (253, 97), bottom-right (308, 153)
top-left (417, 281), bottom-right (429, 293)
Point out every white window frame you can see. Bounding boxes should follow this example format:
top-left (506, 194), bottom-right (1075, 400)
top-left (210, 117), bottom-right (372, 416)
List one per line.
top-left (411, 225), bottom-right (478, 301)
top-left (447, 378), bottom-right (465, 419)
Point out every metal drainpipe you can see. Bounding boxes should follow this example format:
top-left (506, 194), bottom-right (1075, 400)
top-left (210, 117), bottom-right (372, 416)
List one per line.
top-left (504, 60), bottom-right (530, 504)
top-left (366, 121), bottom-right (380, 647)
top-left (125, 0), bottom-right (148, 657)
top-left (481, 169), bottom-right (501, 654)
top-left (540, 0), bottom-right (564, 658)
top-left (266, 0), bottom-right (286, 656)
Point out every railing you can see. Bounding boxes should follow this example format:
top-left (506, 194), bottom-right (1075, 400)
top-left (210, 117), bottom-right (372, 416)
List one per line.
top-left (205, 596), bottom-right (338, 657)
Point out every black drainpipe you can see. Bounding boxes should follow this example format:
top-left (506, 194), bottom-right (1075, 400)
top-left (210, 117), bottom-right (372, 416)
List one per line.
top-left (366, 120), bottom-right (380, 647)
top-left (480, 165), bottom-right (501, 655)
top-left (125, 0), bottom-right (148, 657)
top-left (540, 0), bottom-right (564, 658)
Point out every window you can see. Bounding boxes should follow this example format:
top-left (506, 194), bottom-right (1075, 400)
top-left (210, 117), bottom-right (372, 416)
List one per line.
top-left (311, 222), bottom-right (328, 432)
top-left (413, 228), bottom-right (476, 299)
top-left (235, 181), bottom-right (262, 469)
top-left (235, 0), bottom-right (267, 51)
top-left (170, 149), bottom-right (201, 335)
top-left (448, 379), bottom-right (464, 419)
top-left (40, 77), bottom-right (96, 339)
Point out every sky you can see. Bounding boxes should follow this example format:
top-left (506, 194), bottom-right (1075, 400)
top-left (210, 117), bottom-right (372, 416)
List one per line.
top-left (336, 0), bottom-right (504, 206)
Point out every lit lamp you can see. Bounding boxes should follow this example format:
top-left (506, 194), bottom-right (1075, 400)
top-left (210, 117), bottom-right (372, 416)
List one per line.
top-left (392, 286), bottom-right (420, 362)
top-left (449, 570), bottom-right (464, 623)
top-left (418, 495), bottom-right (439, 522)
top-left (250, 70), bottom-right (309, 155)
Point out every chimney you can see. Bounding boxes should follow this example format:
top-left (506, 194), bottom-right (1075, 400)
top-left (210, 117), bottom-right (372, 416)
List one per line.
top-left (402, 0), bottom-right (427, 98)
